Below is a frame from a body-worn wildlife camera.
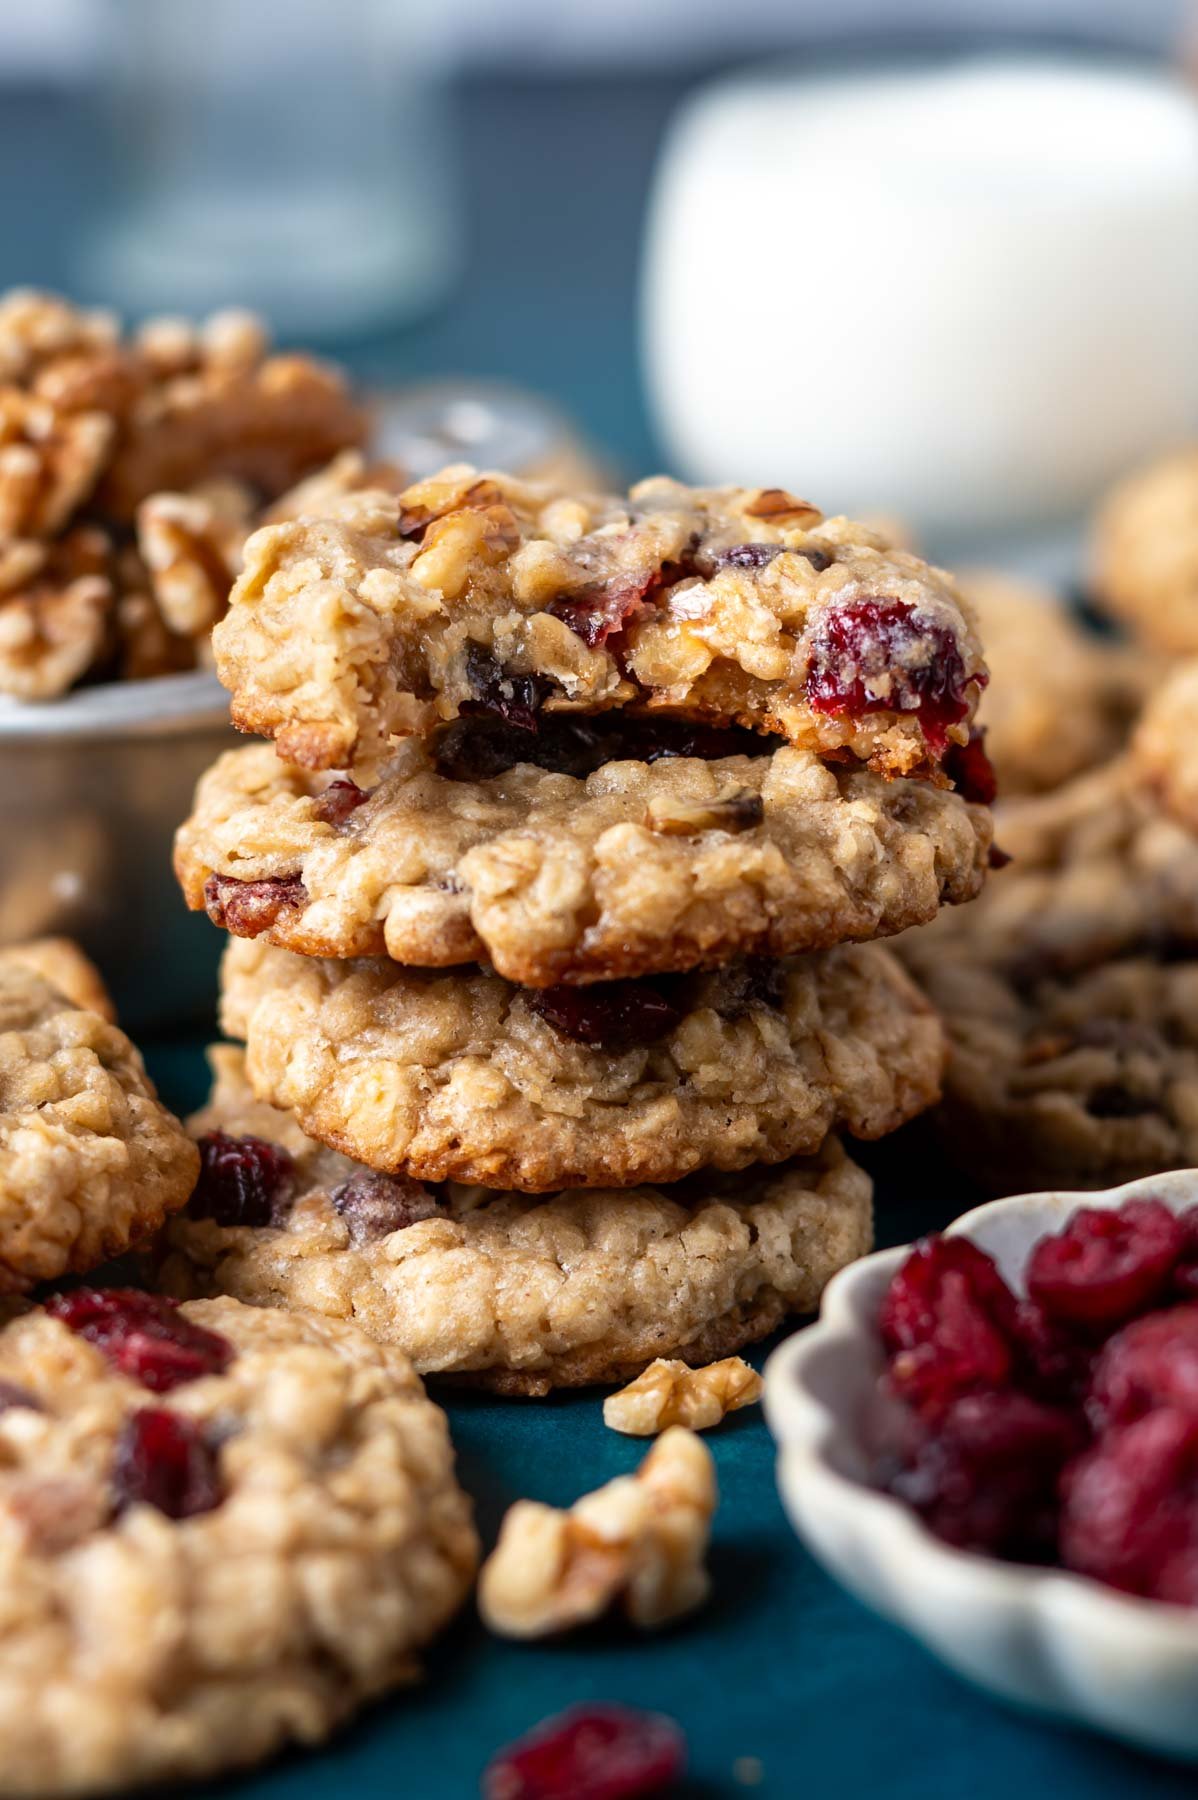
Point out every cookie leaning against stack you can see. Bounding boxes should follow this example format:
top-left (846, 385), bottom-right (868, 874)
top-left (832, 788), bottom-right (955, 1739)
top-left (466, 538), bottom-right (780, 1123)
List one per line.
top-left (171, 465), bottom-right (996, 1391)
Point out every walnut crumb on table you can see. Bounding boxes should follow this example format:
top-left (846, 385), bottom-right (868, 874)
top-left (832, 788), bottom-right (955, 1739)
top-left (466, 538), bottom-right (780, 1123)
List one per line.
top-left (603, 1356), bottom-right (763, 1435)
top-left (478, 1426), bottom-right (716, 1637)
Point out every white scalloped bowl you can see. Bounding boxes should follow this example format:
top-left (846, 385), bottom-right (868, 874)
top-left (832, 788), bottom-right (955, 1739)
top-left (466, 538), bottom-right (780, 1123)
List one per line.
top-left (764, 1167), bottom-right (1198, 1761)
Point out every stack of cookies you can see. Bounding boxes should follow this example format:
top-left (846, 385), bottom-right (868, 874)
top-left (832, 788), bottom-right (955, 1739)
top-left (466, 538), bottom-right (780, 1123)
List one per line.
top-left (167, 467), bottom-right (995, 1392)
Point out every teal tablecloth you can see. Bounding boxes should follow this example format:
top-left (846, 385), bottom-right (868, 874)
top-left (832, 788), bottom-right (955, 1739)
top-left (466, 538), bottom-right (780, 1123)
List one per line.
top-left (8, 56), bottom-right (1198, 1798)
top-left (142, 1039), bottom-right (1197, 1800)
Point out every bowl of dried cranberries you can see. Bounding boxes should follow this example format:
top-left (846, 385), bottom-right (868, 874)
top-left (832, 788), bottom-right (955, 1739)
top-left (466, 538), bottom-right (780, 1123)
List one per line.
top-left (763, 1167), bottom-right (1198, 1760)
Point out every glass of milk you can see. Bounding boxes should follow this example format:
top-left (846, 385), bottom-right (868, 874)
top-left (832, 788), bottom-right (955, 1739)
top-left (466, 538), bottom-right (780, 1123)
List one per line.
top-left (642, 57), bottom-right (1198, 546)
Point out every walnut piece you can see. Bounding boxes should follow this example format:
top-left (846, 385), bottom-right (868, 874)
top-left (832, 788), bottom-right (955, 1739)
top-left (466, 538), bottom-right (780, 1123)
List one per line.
top-left (645, 787), bottom-right (765, 837)
top-left (478, 1426), bottom-right (716, 1638)
top-left (0, 390), bottom-right (112, 538)
top-left (603, 1356), bottom-right (763, 1436)
top-left (137, 480), bottom-right (256, 637)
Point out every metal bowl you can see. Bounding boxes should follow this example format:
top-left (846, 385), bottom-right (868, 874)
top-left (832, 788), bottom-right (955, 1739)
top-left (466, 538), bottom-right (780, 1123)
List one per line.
top-left (0, 672), bottom-right (235, 1030)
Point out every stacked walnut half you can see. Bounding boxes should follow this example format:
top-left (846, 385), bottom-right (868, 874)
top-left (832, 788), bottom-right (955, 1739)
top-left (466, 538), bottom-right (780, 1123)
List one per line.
top-left (0, 288), bottom-right (371, 699)
top-left (165, 465), bottom-right (996, 1392)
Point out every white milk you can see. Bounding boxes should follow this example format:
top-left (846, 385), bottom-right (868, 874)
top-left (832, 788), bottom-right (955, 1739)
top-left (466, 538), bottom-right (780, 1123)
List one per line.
top-left (642, 59), bottom-right (1198, 537)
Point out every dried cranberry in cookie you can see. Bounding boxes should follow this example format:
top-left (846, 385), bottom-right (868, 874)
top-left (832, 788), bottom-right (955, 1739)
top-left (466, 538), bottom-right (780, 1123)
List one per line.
top-left (112, 1408), bottom-right (223, 1519)
top-left (190, 1130), bottom-right (295, 1228)
top-left (216, 938), bottom-right (943, 1191)
top-left (310, 777), bottom-right (370, 826)
top-left (46, 1288), bottom-right (234, 1391)
top-left (805, 598), bottom-right (975, 752)
top-left (204, 873), bottom-right (308, 936)
top-left (528, 980), bottom-right (685, 1051)
top-left (329, 1172), bottom-right (445, 1244)
top-left (212, 468), bottom-right (986, 774)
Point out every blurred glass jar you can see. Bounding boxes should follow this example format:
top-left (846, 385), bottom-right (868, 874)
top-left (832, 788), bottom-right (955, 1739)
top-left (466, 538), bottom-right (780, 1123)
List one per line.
top-left (77, 0), bottom-right (461, 337)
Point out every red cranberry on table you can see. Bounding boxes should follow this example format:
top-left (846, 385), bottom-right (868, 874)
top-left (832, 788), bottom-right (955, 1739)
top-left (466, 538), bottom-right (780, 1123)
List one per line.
top-left (483, 1704), bottom-right (686, 1800)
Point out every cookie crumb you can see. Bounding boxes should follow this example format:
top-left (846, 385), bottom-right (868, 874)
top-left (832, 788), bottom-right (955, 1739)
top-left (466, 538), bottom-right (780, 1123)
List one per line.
top-left (734, 1754), bottom-right (766, 1786)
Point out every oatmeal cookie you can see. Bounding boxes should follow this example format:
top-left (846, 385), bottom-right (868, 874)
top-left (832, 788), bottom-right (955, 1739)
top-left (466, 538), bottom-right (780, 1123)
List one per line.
top-left (962, 569), bottom-right (1153, 795)
top-left (0, 1292), bottom-right (477, 1793)
top-left (0, 965), bottom-right (198, 1289)
top-left (177, 733), bottom-right (994, 984)
top-left (157, 1047), bottom-right (873, 1392)
top-left (1091, 445), bottom-right (1198, 652)
top-left (906, 951), bottom-right (1198, 1195)
top-left (1133, 658), bottom-right (1198, 836)
top-left (0, 937), bottom-right (115, 1020)
top-left (900, 759), bottom-right (1198, 1193)
top-left (218, 937), bottom-right (943, 1189)
top-left (212, 467), bottom-right (987, 774)
top-left (902, 758), bottom-right (1198, 980)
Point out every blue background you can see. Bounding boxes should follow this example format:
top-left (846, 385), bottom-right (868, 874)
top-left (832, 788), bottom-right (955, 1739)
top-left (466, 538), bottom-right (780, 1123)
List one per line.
top-left (6, 66), bottom-right (1197, 1799)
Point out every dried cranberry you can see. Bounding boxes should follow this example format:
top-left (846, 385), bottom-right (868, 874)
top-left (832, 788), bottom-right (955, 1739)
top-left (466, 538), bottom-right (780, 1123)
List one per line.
top-left (189, 1131), bottom-right (295, 1229)
top-left (112, 1408), bottom-right (223, 1520)
top-left (549, 556), bottom-right (697, 649)
top-left (0, 1382), bottom-right (41, 1414)
top-left (203, 873), bottom-right (307, 937)
top-left (879, 1236), bottom-right (1019, 1414)
top-left (483, 1704), bottom-right (686, 1800)
top-left (1060, 1408), bottom-right (1198, 1599)
top-left (988, 844), bottom-right (1013, 871)
top-left (619, 718), bottom-right (773, 764)
top-left (711, 542), bottom-right (784, 572)
top-left (805, 598), bottom-right (976, 752)
top-left (460, 643), bottom-right (553, 732)
top-left (1025, 1199), bottom-right (1184, 1329)
top-left (1012, 1300), bottom-right (1095, 1407)
top-left (529, 980), bottom-right (683, 1051)
top-left (329, 1172), bottom-right (445, 1246)
top-left (432, 713), bottom-right (772, 784)
top-left (311, 778), bottom-right (369, 826)
top-left (1087, 1306), bottom-right (1198, 1431)
top-left (46, 1289), bottom-right (234, 1392)
top-left (887, 1389), bottom-right (1080, 1558)
top-left (943, 729), bottom-right (998, 806)
top-left (1174, 1205), bottom-right (1198, 1298)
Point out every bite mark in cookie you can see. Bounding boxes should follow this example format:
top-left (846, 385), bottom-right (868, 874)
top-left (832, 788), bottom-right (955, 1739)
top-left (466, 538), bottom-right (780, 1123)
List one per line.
top-left (212, 468), bottom-right (987, 775)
